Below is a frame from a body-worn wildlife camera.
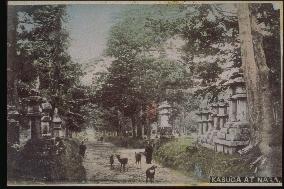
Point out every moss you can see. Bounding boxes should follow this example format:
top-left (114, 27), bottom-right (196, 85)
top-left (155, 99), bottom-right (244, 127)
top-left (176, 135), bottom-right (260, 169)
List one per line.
top-left (154, 137), bottom-right (253, 178)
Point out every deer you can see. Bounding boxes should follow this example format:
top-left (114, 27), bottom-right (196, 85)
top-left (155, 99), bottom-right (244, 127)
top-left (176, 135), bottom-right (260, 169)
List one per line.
top-left (135, 152), bottom-right (142, 168)
top-left (116, 154), bottom-right (128, 172)
top-left (146, 165), bottom-right (157, 183)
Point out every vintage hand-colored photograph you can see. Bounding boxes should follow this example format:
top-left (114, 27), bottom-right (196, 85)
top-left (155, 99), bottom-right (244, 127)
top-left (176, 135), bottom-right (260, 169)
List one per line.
top-left (7, 0), bottom-right (282, 186)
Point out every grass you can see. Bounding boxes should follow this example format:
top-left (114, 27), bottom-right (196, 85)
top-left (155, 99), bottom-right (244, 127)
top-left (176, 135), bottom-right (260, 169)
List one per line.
top-left (154, 136), bottom-right (253, 179)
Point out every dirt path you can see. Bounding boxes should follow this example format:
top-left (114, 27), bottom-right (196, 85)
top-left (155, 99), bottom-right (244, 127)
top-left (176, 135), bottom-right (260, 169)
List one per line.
top-left (83, 137), bottom-right (198, 185)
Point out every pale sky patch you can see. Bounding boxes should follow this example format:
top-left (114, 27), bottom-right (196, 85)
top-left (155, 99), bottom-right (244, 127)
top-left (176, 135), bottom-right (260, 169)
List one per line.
top-left (67, 5), bottom-right (126, 64)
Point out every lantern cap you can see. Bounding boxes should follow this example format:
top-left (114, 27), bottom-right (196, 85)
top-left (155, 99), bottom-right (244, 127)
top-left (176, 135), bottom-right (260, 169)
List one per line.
top-left (52, 116), bottom-right (62, 123)
top-left (158, 101), bottom-right (171, 109)
top-left (224, 76), bottom-right (245, 86)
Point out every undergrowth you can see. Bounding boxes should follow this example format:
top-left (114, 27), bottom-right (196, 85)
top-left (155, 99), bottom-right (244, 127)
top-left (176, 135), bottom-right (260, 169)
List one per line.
top-left (154, 137), bottom-right (254, 178)
top-left (7, 138), bottom-right (86, 182)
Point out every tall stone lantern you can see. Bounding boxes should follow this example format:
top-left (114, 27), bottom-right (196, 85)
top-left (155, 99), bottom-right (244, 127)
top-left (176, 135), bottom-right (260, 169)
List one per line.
top-left (41, 100), bottom-right (53, 137)
top-left (210, 103), bottom-right (219, 130)
top-left (196, 109), bottom-right (203, 136)
top-left (158, 101), bottom-right (173, 136)
top-left (23, 90), bottom-right (43, 141)
top-left (217, 100), bottom-right (229, 129)
top-left (52, 108), bottom-right (63, 138)
top-left (201, 108), bottom-right (210, 135)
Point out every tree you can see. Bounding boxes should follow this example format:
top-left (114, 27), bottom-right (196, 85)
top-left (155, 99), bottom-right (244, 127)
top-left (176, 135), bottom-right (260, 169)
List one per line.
top-left (145, 4), bottom-right (240, 102)
top-left (9, 5), bottom-right (87, 134)
top-left (144, 3), bottom-right (281, 176)
top-left (97, 21), bottom-right (192, 138)
top-left (237, 3), bottom-right (281, 177)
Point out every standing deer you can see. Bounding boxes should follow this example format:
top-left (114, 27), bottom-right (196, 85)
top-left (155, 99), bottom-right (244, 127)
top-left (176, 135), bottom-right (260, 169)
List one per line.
top-left (116, 154), bottom-right (128, 172)
top-left (146, 165), bottom-right (157, 183)
top-left (135, 152), bottom-right (142, 168)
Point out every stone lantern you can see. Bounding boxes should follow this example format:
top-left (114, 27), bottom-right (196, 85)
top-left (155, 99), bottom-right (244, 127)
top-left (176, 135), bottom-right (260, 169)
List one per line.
top-left (23, 91), bottom-right (44, 141)
top-left (41, 115), bottom-right (52, 137)
top-left (196, 109), bottom-right (203, 136)
top-left (224, 70), bottom-right (247, 122)
top-left (7, 105), bottom-right (20, 145)
top-left (158, 101), bottom-right (173, 136)
top-left (201, 108), bottom-right (210, 135)
top-left (52, 108), bottom-right (63, 138)
top-left (41, 100), bottom-right (53, 138)
top-left (217, 100), bottom-right (229, 129)
top-left (213, 71), bottom-right (250, 155)
top-left (207, 113), bottom-right (214, 132)
top-left (210, 103), bottom-right (220, 130)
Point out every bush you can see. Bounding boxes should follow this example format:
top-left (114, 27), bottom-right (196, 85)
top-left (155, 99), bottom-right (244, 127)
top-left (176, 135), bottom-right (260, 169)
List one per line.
top-left (154, 137), bottom-right (253, 178)
top-left (8, 138), bottom-right (86, 182)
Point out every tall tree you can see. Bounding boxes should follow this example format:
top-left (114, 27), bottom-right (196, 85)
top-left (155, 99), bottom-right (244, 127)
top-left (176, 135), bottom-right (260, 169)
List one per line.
top-left (237, 3), bottom-right (281, 177)
top-left (9, 5), bottom-right (86, 134)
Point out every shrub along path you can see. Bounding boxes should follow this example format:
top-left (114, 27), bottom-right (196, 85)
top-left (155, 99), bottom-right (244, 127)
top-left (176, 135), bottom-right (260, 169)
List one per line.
top-left (82, 136), bottom-right (199, 185)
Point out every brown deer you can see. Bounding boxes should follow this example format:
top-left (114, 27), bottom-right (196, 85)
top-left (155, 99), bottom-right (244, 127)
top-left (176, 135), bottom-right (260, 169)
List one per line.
top-left (116, 154), bottom-right (128, 172)
top-left (135, 152), bottom-right (142, 168)
top-left (146, 165), bottom-right (157, 183)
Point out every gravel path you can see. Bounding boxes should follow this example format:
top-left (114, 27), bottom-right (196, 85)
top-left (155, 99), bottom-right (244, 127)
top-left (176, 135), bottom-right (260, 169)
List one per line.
top-left (83, 138), bottom-right (198, 185)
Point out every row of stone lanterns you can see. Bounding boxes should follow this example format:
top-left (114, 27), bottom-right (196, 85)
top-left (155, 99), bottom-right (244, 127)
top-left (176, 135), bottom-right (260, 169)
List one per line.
top-left (195, 69), bottom-right (251, 154)
top-left (7, 89), bottom-right (64, 145)
top-left (213, 71), bottom-right (250, 154)
top-left (196, 101), bottom-right (229, 149)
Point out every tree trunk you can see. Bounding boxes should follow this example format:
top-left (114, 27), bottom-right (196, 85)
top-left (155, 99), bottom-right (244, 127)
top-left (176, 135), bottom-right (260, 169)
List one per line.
top-left (7, 6), bottom-right (19, 108)
top-left (146, 118), bottom-right (151, 139)
top-left (131, 115), bottom-right (137, 138)
top-left (141, 124), bottom-right (145, 138)
top-left (237, 3), bottom-right (281, 176)
top-left (136, 107), bottom-right (143, 138)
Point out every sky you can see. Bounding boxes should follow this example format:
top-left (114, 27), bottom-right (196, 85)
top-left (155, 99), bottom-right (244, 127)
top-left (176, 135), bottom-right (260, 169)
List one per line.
top-left (66, 5), bottom-right (126, 64)
top-left (66, 2), bottom-right (281, 64)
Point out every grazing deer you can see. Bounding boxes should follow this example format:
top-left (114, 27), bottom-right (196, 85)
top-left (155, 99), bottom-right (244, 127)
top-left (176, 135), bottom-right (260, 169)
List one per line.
top-left (146, 165), bottom-right (157, 183)
top-left (116, 154), bottom-right (128, 172)
top-left (110, 154), bottom-right (114, 169)
top-left (135, 152), bottom-right (142, 168)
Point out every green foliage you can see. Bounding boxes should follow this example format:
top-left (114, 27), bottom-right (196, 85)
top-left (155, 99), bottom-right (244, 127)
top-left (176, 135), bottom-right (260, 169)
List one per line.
top-left (95, 6), bottom-right (195, 128)
top-left (154, 137), bottom-right (253, 177)
top-left (144, 4), bottom-right (240, 100)
top-left (8, 138), bottom-right (86, 181)
top-left (9, 5), bottom-right (88, 132)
